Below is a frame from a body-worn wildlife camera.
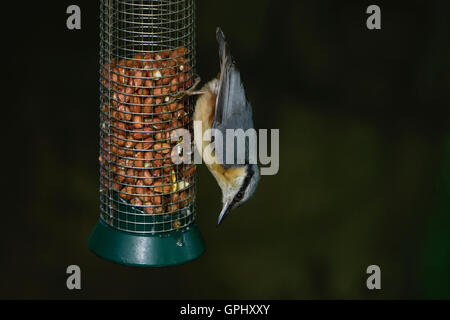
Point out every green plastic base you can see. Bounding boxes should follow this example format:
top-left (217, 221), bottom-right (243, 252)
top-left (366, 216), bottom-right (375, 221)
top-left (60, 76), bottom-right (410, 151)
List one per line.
top-left (88, 219), bottom-right (205, 267)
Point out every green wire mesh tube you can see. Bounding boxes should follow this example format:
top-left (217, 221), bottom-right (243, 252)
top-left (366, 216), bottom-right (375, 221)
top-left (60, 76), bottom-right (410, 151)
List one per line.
top-left (88, 0), bottom-right (205, 267)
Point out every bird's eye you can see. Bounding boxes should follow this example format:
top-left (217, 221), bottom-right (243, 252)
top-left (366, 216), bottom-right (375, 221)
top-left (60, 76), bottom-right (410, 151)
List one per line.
top-left (237, 191), bottom-right (244, 199)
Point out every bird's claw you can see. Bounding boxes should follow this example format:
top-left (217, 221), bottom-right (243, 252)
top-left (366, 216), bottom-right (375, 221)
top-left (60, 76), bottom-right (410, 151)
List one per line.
top-left (169, 74), bottom-right (205, 100)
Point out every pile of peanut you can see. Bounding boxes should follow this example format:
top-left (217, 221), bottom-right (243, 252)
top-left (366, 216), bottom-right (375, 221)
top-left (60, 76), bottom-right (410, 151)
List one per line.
top-left (99, 47), bottom-right (195, 215)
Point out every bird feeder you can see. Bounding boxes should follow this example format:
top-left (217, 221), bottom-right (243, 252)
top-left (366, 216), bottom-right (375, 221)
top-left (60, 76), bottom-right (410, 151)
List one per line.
top-left (88, 0), bottom-right (205, 267)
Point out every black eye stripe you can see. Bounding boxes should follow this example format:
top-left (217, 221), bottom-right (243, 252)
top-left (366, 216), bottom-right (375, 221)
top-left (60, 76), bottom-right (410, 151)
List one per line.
top-left (231, 166), bottom-right (254, 206)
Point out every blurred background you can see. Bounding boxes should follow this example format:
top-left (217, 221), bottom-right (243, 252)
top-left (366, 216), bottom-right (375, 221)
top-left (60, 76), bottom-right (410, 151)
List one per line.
top-left (2, 0), bottom-right (450, 299)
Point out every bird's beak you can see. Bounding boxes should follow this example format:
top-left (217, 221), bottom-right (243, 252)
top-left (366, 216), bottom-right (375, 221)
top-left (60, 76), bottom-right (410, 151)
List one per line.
top-left (217, 202), bottom-right (232, 226)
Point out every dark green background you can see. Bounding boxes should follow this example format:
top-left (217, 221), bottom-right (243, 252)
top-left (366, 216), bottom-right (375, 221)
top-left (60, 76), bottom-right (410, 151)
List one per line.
top-left (2, 0), bottom-right (450, 298)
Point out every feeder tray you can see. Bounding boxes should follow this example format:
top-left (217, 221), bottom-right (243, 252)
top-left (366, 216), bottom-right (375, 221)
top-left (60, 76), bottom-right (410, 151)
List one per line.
top-left (88, 0), bottom-right (205, 267)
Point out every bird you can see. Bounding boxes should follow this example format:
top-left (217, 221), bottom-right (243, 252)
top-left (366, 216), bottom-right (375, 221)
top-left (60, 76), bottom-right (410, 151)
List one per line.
top-left (192, 27), bottom-right (260, 225)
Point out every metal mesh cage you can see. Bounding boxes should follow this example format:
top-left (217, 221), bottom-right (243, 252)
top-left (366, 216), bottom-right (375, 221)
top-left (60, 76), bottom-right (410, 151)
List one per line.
top-left (98, 0), bottom-right (197, 234)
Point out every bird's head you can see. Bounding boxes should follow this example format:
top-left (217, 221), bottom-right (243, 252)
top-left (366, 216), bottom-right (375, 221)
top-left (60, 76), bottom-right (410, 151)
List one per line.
top-left (217, 164), bottom-right (260, 225)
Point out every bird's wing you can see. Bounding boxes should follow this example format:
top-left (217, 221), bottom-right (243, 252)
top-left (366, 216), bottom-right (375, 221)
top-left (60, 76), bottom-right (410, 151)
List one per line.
top-left (212, 27), bottom-right (255, 168)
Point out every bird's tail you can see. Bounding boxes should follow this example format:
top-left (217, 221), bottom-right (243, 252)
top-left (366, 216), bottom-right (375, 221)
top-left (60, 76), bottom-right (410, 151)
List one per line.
top-left (216, 27), bottom-right (232, 70)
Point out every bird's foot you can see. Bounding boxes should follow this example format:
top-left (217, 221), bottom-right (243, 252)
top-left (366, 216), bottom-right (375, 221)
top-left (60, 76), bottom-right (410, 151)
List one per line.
top-left (169, 74), bottom-right (205, 100)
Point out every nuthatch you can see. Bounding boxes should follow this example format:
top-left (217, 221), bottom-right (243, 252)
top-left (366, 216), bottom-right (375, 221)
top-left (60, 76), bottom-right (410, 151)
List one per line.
top-left (192, 27), bottom-right (260, 225)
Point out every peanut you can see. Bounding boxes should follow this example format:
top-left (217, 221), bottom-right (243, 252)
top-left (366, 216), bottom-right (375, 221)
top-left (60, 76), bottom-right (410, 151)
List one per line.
top-left (153, 194), bottom-right (162, 205)
top-left (153, 142), bottom-right (171, 154)
top-left (154, 131), bottom-right (169, 140)
top-left (153, 87), bottom-right (162, 96)
top-left (142, 97), bottom-right (153, 113)
top-left (143, 169), bottom-right (153, 186)
top-left (154, 206), bottom-right (164, 214)
top-left (174, 109), bottom-right (185, 119)
top-left (125, 168), bottom-right (135, 184)
top-left (161, 105), bottom-right (171, 121)
top-left (116, 134), bottom-right (126, 147)
top-left (133, 115), bottom-right (143, 129)
top-left (163, 165), bottom-right (171, 174)
top-left (160, 50), bottom-right (171, 58)
top-left (144, 150), bottom-right (153, 160)
top-left (153, 180), bottom-right (171, 194)
top-left (144, 79), bottom-right (153, 87)
top-left (137, 88), bottom-right (149, 96)
top-left (171, 192), bottom-right (179, 203)
top-left (135, 179), bottom-right (145, 201)
top-left (152, 69), bottom-right (162, 81)
top-left (167, 203), bottom-right (179, 213)
top-left (133, 70), bottom-right (144, 87)
top-left (116, 167), bottom-right (126, 183)
top-left (130, 197), bottom-right (143, 206)
top-left (118, 66), bottom-right (126, 84)
top-left (111, 67), bottom-right (119, 83)
top-left (170, 77), bottom-right (178, 92)
top-left (118, 104), bottom-right (132, 121)
top-left (125, 85), bottom-right (133, 97)
top-left (153, 155), bottom-right (163, 168)
top-left (150, 117), bottom-right (163, 130)
top-left (135, 139), bottom-right (153, 152)
top-left (133, 126), bottom-right (153, 139)
top-left (143, 204), bottom-right (153, 214)
top-left (134, 152), bottom-right (144, 168)
top-left (129, 96), bottom-right (142, 113)
top-left (120, 185), bottom-right (134, 200)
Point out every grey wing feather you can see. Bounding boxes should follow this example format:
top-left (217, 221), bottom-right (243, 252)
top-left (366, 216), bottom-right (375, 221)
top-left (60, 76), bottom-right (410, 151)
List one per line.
top-left (213, 27), bottom-right (255, 168)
